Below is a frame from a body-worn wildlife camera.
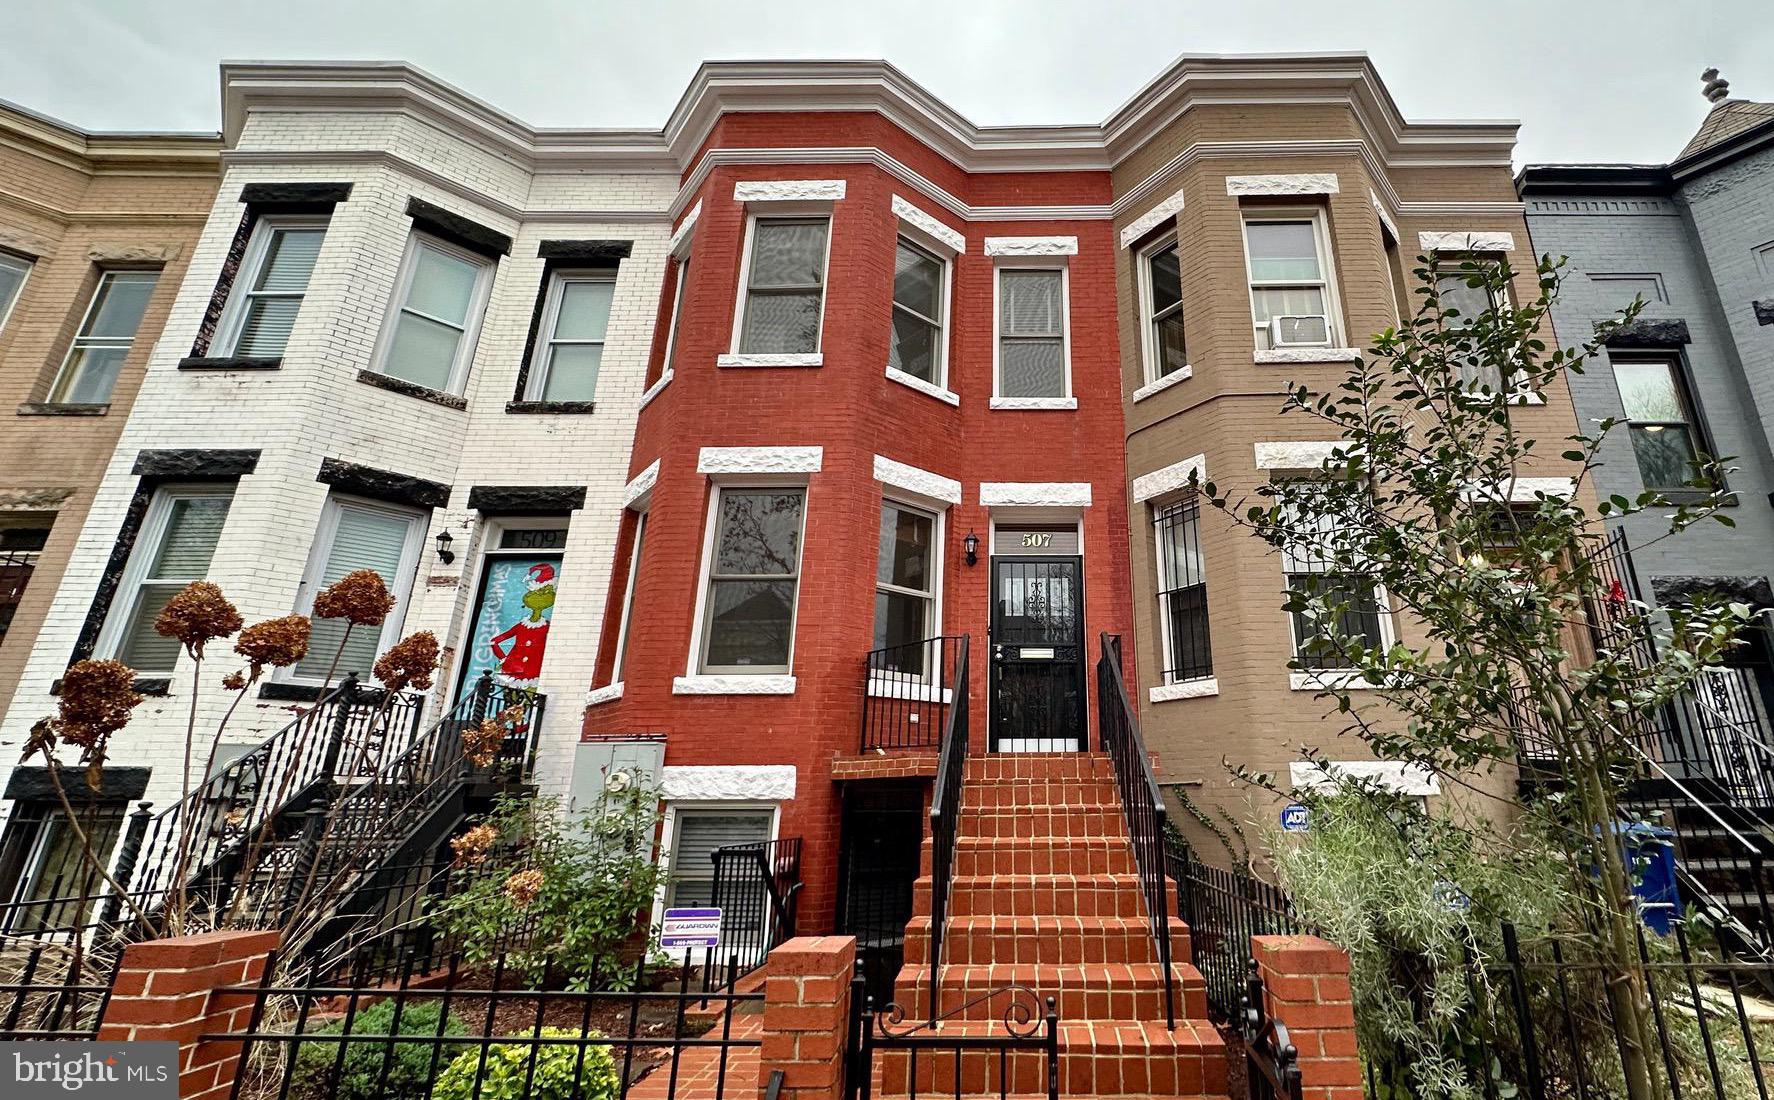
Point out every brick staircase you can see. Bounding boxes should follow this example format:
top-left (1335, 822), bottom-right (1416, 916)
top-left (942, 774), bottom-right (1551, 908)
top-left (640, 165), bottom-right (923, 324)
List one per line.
top-left (888, 753), bottom-right (1229, 1098)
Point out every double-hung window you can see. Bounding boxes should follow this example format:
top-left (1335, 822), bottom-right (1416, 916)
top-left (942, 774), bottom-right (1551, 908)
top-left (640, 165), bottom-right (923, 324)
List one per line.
top-left (1612, 355), bottom-right (1706, 491)
top-left (1280, 491), bottom-right (1386, 670)
top-left (611, 512), bottom-right (648, 683)
top-left (996, 268), bottom-right (1068, 399)
top-left (736, 217), bottom-right (829, 356)
top-left (99, 485), bottom-right (234, 675)
top-left (526, 271), bottom-right (614, 402)
top-left (657, 256), bottom-right (691, 381)
top-left (375, 234), bottom-right (495, 394)
top-left (873, 502), bottom-right (938, 675)
top-left (0, 797), bottom-right (128, 930)
top-left (1139, 236), bottom-right (1188, 382)
top-left (889, 237), bottom-right (946, 385)
top-left (697, 487), bottom-right (806, 674)
top-left (663, 808), bottom-right (772, 914)
top-left (1434, 256), bottom-right (1509, 393)
top-left (1154, 495), bottom-right (1211, 683)
top-left (0, 252), bottom-right (30, 335)
top-left (290, 496), bottom-right (425, 682)
top-left (48, 270), bottom-right (158, 404)
top-left (215, 218), bottom-right (326, 358)
top-left (1244, 214), bottom-right (1336, 350)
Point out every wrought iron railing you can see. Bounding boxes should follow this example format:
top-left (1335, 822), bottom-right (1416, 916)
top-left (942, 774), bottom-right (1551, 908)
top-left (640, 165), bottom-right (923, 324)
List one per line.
top-left (703, 836), bottom-right (802, 989)
top-left (1166, 835), bottom-right (1313, 1020)
top-left (1095, 632), bottom-right (1177, 1028)
top-left (848, 976), bottom-right (1058, 1100)
top-left (861, 635), bottom-right (963, 751)
top-left (923, 633), bottom-right (970, 1025)
top-left (1241, 963), bottom-right (1304, 1100)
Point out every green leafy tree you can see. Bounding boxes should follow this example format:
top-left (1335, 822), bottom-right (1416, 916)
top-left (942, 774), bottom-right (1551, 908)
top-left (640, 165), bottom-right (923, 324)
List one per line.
top-left (1197, 252), bottom-right (1745, 1100)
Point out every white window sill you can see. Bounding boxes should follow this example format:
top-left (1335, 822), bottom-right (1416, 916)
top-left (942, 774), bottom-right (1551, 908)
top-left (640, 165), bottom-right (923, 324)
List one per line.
top-left (585, 681), bottom-right (624, 706)
top-left (1510, 392), bottom-right (1546, 406)
top-left (1254, 348), bottom-right (1362, 365)
top-left (885, 366), bottom-right (960, 406)
top-left (717, 353), bottom-right (823, 369)
top-left (672, 674), bottom-right (797, 695)
top-left (639, 369), bottom-right (673, 409)
top-left (1289, 670), bottom-right (1379, 692)
top-left (1132, 367), bottom-right (1192, 403)
top-left (866, 677), bottom-right (954, 704)
top-left (1149, 677), bottom-right (1219, 703)
top-left (989, 396), bottom-right (1078, 411)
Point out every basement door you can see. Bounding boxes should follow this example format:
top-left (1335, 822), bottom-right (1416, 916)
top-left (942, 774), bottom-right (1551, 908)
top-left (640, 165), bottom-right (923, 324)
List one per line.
top-left (989, 540), bottom-right (1085, 752)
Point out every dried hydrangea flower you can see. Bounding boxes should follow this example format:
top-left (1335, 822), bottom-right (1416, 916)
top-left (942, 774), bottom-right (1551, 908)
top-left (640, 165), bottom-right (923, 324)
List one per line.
top-left (461, 717), bottom-right (505, 768)
top-left (373, 631), bottom-right (439, 694)
top-left (235, 615), bottom-right (311, 678)
top-left (450, 822), bottom-right (499, 867)
top-left (155, 581), bottom-right (243, 658)
top-left (313, 570), bottom-right (396, 627)
top-left (503, 868), bottom-right (544, 908)
top-left (221, 671), bottom-right (247, 691)
top-left (54, 660), bottom-right (143, 749)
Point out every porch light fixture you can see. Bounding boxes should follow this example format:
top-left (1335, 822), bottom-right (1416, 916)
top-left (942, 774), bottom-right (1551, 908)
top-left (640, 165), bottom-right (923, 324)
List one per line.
top-left (963, 530), bottom-right (979, 566)
top-left (434, 529), bottom-right (455, 565)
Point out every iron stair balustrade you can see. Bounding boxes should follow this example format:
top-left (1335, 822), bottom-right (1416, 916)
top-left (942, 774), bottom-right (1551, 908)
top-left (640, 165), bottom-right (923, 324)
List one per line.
top-left (703, 837), bottom-right (803, 991)
top-left (923, 633), bottom-right (970, 1026)
top-left (861, 635), bottom-right (962, 752)
top-left (1095, 632), bottom-right (1178, 1030)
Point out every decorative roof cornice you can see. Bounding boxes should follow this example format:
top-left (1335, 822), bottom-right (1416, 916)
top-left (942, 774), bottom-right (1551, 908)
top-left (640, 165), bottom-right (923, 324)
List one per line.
top-left (0, 98), bottom-right (219, 177)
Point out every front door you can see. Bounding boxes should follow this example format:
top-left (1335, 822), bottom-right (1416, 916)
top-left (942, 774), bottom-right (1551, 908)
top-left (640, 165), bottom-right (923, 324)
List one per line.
top-left (989, 555), bottom-right (1085, 751)
top-left (453, 523), bottom-right (568, 708)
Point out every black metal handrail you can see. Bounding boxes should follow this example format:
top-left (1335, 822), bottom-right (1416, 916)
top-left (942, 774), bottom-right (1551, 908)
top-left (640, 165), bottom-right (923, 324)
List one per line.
top-left (861, 635), bottom-right (962, 751)
top-left (1167, 836), bottom-right (1313, 1020)
top-left (705, 836), bottom-right (803, 989)
top-left (924, 633), bottom-right (970, 1025)
top-left (1096, 632), bottom-right (1177, 1028)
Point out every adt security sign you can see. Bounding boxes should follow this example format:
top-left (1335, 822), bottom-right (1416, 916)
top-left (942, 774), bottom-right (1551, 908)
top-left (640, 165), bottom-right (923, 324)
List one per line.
top-left (1279, 803), bottom-right (1310, 833)
top-left (661, 907), bottom-right (722, 950)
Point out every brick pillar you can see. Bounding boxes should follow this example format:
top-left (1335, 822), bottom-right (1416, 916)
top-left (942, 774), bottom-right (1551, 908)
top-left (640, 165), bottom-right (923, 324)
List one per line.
top-left (97, 930), bottom-right (280, 1100)
top-left (759, 935), bottom-right (856, 1100)
top-left (1251, 934), bottom-right (1362, 1100)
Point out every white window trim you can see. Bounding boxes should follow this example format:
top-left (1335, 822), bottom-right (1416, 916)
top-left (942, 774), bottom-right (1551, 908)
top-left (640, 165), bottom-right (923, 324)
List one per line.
top-left (1136, 231), bottom-right (1189, 388)
top-left (721, 212), bottom-right (833, 368)
top-left (1282, 572), bottom-right (1396, 688)
top-left (524, 268), bottom-right (615, 401)
top-left (1150, 677), bottom-right (1220, 703)
top-left (607, 510), bottom-right (647, 688)
top-left (48, 270), bottom-right (158, 404)
top-left (370, 231), bottom-right (496, 396)
top-left (870, 497), bottom-right (945, 691)
top-left (94, 483), bottom-right (234, 670)
top-left (279, 493), bottom-right (427, 686)
top-left (650, 252), bottom-right (691, 398)
top-left (886, 233), bottom-right (952, 395)
top-left (991, 260), bottom-right (1074, 408)
top-left (1131, 453), bottom-right (1206, 504)
top-left (684, 483), bottom-right (809, 680)
top-left (1290, 760), bottom-right (1439, 796)
top-left (1419, 231), bottom-right (1516, 254)
top-left (651, 800), bottom-right (781, 960)
top-left (1241, 207), bottom-right (1345, 353)
top-left (0, 252), bottom-right (33, 335)
top-left (872, 455), bottom-right (961, 508)
top-left (212, 214), bottom-right (328, 358)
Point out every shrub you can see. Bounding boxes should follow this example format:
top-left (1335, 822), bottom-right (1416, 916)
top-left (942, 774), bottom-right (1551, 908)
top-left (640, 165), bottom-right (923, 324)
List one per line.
top-left (291, 999), bottom-right (464, 1100)
top-left (430, 1028), bottom-right (617, 1100)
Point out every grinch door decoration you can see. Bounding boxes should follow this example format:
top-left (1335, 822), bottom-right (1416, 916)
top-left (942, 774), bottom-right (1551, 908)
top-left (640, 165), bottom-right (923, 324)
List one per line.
top-left (457, 556), bottom-right (560, 705)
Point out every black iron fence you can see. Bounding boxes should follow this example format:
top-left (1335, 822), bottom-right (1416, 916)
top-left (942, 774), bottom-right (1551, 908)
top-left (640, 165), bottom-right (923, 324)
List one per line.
top-left (1164, 836), bottom-right (1313, 1021)
top-left (1241, 964), bottom-right (1304, 1100)
top-left (922, 634), bottom-right (970, 1025)
top-left (213, 947), bottom-right (762, 1100)
top-left (1096, 633), bottom-right (1177, 1028)
top-left (702, 837), bottom-right (803, 991)
top-left (861, 635), bottom-right (964, 752)
top-left (0, 900), bottom-right (127, 1040)
top-left (847, 976), bottom-right (1058, 1100)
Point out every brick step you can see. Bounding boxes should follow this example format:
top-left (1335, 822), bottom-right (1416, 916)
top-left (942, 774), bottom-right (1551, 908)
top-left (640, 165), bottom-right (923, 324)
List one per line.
top-left (962, 780), bottom-right (1121, 810)
top-left (926, 873), bottom-right (1152, 918)
top-left (891, 961), bottom-right (1209, 1022)
top-left (964, 754), bottom-right (1115, 784)
top-left (956, 805), bottom-right (1129, 840)
top-left (952, 836), bottom-right (1136, 877)
top-left (876, 1018), bottom-right (1228, 1097)
top-left (904, 915), bottom-right (1189, 967)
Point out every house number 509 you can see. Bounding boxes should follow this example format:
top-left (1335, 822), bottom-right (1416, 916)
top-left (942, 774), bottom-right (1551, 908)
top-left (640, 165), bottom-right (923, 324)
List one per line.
top-left (1021, 532), bottom-right (1053, 548)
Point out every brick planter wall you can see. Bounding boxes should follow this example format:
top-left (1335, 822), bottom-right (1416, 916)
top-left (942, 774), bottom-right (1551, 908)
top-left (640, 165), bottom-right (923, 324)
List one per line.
top-left (1251, 934), bottom-right (1361, 1100)
top-left (759, 935), bottom-right (856, 1100)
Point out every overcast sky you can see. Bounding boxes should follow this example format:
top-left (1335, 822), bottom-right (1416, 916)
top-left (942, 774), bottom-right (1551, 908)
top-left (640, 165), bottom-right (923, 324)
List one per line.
top-left (6, 0), bottom-right (1767, 167)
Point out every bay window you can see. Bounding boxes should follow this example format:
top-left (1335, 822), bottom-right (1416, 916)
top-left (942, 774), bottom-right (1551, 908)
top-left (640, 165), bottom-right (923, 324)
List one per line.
top-left (1139, 236), bottom-right (1188, 382)
top-left (48, 270), bottom-right (158, 404)
top-left (888, 237), bottom-right (946, 386)
top-left (873, 502), bottom-right (938, 675)
top-left (290, 496), bottom-right (425, 682)
top-left (697, 487), bottom-right (806, 674)
top-left (736, 217), bottom-right (829, 356)
top-left (215, 218), bottom-right (327, 358)
top-left (373, 233), bottom-right (495, 394)
top-left (1243, 213), bottom-right (1337, 350)
top-left (525, 271), bottom-right (614, 402)
top-left (98, 485), bottom-right (234, 675)
top-left (995, 268), bottom-right (1068, 400)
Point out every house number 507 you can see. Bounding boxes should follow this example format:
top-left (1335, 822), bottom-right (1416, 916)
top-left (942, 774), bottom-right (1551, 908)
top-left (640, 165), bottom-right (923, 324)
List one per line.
top-left (1021, 533), bottom-right (1053, 548)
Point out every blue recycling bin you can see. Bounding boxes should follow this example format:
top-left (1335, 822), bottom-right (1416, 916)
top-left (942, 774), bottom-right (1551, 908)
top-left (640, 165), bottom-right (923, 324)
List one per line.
top-left (1617, 823), bottom-right (1680, 934)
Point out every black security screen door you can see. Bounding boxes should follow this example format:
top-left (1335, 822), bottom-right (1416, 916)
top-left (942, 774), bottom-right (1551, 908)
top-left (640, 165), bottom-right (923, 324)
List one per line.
top-left (989, 556), bottom-right (1085, 750)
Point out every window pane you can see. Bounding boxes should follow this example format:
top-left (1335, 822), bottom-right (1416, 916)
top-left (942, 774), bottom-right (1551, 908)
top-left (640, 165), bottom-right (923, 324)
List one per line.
top-left (1000, 271), bottom-right (1062, 336)
top-left (1154, 313), bottom-right (1188, 377)
top-left (404, 244), bottom-right (479, 323)
top-left (748, 220), bottom-right (827, 288)
top-left (1435, 271), bottom-right (1494, 330)
top-left (1245, 221), bottom-right (1322, 282)
top-left (1163, 585), bottom-right (1212, 681)
top-left (1149, 244), bottom-right (1182, 313)
top-left (52, 346), bottom-right (128, 403)
top-left (1000, 338), bottom-right (1064, 398)
top-left (1250, 285), bottom-right (1327, 324)
top-left (119, 584), bottom-right (183, 672)
top-left (296, 505), bottom-right (411, 680)
top-left (83, 273), bottom-right (157, 339)
top-left (254, 229), bottom-right (324, 293)
top-left (382, 312), bottom-right (463, 390)
top-left (739, 291), bottom-right (822, 354)
top-left (877, 505), bottom-right (933, 591)
top-left (148, 496), bottom-right (231, 578)
top-left (888, 310), bottom-right (938, 382)
top-left (0, 256), bottom-right (26, 326)
top-left (541, 343), bottom-right (603, 402)
top-left (235, 296), bottom-right (302, 357)
top-left (1289, 575), bottom-right (1383, 669)
top-left (1614, 360), bottom-right (1686, 423)
top-left (552, 280), bottom-right (613, 341)
top-left (874, 590), bottom-right (930, 652)
top-left (1630, 424), bottom-right (1699, 489)
top-left (1156, 503), bottom-right (1204, 591)
top-left (705, 579), bottom-right (795, 667)
top-left (715, 491), bottom-right (803, 576)
top-left (893, 241), bottom-right (941, 319)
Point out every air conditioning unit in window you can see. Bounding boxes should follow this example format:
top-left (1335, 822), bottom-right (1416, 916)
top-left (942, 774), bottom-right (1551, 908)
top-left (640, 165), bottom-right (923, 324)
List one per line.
top-left (1270, 315), bottom-right (1332, 348)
